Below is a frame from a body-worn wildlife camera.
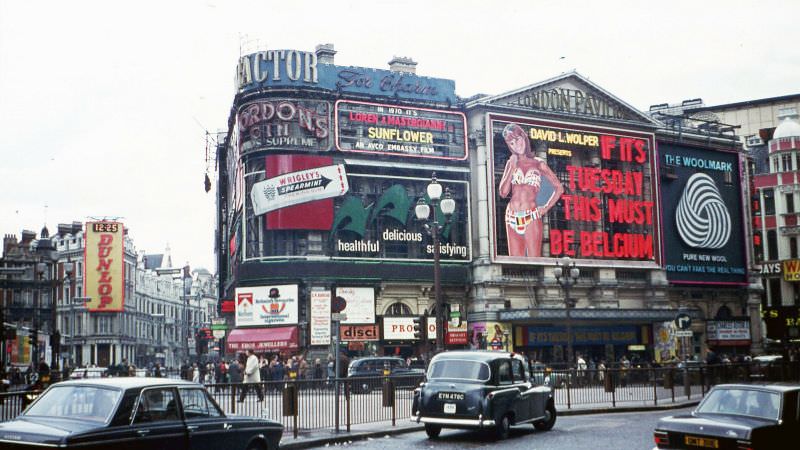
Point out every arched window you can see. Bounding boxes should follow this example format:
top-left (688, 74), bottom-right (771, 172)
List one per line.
top-left (386, 302), bottom-right (412, 315)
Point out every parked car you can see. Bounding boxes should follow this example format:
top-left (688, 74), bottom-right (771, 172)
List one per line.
top-left (529, 363), bottom-right (570, 388)
top-left (412, 350), bottom-right (556, 439)
top-left (0, 377), bottom-right (283, 450)
top-left (347, 356), bottom-right (423, 393)
top-left (748, 355), bottom-right (783, 381)
top-left (653, 383), bottom-right (800, 450)
top-left (69, 367), bottom-right (109, 380)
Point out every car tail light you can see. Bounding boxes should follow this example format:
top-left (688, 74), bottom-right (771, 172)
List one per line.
top-left (736, 441), bottom-right (753, 450)
top-left (653, 430), bottom-right (669, 447)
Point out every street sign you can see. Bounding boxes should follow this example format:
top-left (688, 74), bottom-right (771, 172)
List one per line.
top-left (675, 313), bottom-right (692, 330)
top-left (212, 329), bottom-right (225, 339)
top-left (674, 330), bottom-right (693, 337)
top-left (331, 313), bottom-right (347, 322)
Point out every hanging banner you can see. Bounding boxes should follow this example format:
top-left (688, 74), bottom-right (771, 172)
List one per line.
top-left (251, 164), bottom-right (349, 216)
top-left (84, 221), bottom-right (125, 312)
top-left (310, 290), bottom-right (332, 346)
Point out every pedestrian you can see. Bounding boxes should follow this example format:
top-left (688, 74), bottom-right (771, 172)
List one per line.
top-left (238, 349), bottom-right (264, 402)
top-left (192, 363), bottom-right (200, 383)
top-left (297, 355), bottom-right (309, 380)
top-left (313, 358), bottom-right (323, 387)
top-left (228, 358), bottom-right (242, 383)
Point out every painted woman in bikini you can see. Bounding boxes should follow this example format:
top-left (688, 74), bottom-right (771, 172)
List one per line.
top-left (498, 123), bottom-right (564, 257)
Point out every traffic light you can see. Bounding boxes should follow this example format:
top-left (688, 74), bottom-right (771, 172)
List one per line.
top-left (412, 317), bottom-right (421, 340)
top-left (753, 230), bottom-right (763, 263)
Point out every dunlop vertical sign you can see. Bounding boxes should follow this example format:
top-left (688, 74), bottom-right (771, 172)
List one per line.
top-left (84, 221), bottom-right (125, 311)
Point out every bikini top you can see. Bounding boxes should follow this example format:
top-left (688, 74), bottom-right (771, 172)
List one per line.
top-left (512, 168), bottom-right (541, 187)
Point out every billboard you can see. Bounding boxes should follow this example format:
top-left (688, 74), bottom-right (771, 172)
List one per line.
top-left (235, 50), bottom-right (458, 104)
top-left (235, 284), bottom-right (299, 326)
top-left (84, 221), bottom-right (125, 312)
top-left (237, 99), bottom-right (331, 154)
top-left (335, 100), bottom-right (468, 160)
top-left (659, 143), bottom-right (747, 284)
top-left (488, 115), bottom-right (658, 266)
top-left (334, 287), bottom-right (375, 324)
top-left (383, 317), bottom-right (416, 340)
top-left (330, 174), bottom-right (470, 262)
top-left (310, 289), bottom-right (331, 346)
top-left (250, 163), bottom-right (349, 216)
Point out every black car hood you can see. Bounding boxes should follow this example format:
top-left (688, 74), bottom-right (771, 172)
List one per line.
top-left (0, 416), bottom-right (87, 445)
top-left (657, 413), bottom-right (776, 440)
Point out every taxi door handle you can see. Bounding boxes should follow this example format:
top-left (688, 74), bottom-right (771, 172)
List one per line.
top-left (223, 423), bottom-right (233, 430)
top-left (187, 425), bottom-right (199, 433)
top-left (136, 429), bottom-right (150, 436)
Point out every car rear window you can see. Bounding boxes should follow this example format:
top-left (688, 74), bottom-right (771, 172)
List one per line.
top-left (697, 388), bottom-right (781, 420)
top-left (428, 360), bottom-right (491, 382)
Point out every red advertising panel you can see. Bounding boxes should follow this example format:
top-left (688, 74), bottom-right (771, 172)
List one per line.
top-left (264, 155), bottom-right (336, 230)
top-left (489, 115), bottom-right (658, 266)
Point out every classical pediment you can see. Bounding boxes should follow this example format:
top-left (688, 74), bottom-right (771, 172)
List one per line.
top-left (470, 71), bottom-right (659, 127)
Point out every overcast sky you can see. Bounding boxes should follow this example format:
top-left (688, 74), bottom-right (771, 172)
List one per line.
top-left (1, 0), bottom-right (798, 271)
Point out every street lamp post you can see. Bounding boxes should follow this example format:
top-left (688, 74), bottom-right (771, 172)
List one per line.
top-left (33, 262), bottom-right (48, 365)
top-left (415, 173), bottom-right (456, 353)
top-left (554, 257), bottom-right (580, 367)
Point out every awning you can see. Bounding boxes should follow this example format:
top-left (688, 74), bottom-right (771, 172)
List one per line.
top-left (226, 326), bottom-right (299, 353)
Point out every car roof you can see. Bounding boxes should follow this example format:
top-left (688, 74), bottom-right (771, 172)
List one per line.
top-left (712, 383), bottom-right (800, 393)
top-left (430, 350), bottom-right (518, 363)
top-left (53, 377), bottom-right (199, 390)
top-left (351, 356), bottom-right (403, 363)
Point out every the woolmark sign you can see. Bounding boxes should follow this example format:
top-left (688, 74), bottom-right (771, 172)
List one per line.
top-left (251, 164), bottom-right (349, 215)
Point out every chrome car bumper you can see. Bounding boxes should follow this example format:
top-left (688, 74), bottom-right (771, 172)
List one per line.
top-left (413, 415), bottom-right (496, 428)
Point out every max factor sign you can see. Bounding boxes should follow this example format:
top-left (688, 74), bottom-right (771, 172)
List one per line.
top-left (235, 50), bottom-right (457, 104)
top-left (507, 87), bottom-right (627, 120)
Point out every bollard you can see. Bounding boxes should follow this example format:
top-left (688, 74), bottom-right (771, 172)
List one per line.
top-left (683, 368), bottom-right (691, 399)
top-left (663, 368), bottom-right (673, 390)
top-left (604, 369), bottom-right (614, 393)
top-left (282, 383), bottom-right (297, 416)
top-left (382, 379), bottom-right (395, 407)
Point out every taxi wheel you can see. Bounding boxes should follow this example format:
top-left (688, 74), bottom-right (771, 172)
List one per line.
top-left (425, 424), bottom-right (441, 438)
top-left (534, 403), bottom-right (557, 431)
top-left (495, 414), bottom-right (510, 440)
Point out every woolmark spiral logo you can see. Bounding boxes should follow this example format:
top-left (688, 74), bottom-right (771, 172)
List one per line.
top-left (676, 173), bottom-right (731, 249)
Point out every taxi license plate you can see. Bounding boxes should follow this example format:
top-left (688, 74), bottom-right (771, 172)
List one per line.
top-left (443, 403), bottom-right (456, 414)
top-left (684, 435), bottom-right (719, 448)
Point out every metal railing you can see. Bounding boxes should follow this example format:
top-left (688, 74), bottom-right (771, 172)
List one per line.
top-left (2, 361), bottom-right (798, 435)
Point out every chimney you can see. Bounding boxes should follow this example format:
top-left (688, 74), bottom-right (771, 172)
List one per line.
top-left (315, 43), bottom-right (336, 65)
top-left (388, 56), bottom-right (417, 74)
top-left (72, 221), bottom-right (83, 234)
top-left (3, 234), bottom-right (17, 257)
top-left (57, 223), bottom-right (71, 236)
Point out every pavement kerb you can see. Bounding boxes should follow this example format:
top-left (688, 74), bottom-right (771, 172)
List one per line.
top-left (278, 401), bottom-right (700, 449)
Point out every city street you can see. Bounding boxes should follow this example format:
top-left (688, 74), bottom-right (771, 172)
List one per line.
top-left (299, 407), bottom-right (692, 450)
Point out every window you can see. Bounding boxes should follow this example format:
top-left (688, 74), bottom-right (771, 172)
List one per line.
top-left (792, 237), bottom-right (798, 259)
top-left (764, 189), bottom-right (775, 215)
top-left (134, 388), bottom-right (179, 423)
top-left (767, 230), bottom-right (778, 261)
top-left (782, 153), bottom-right (793, 172)
top-left (768, 278), bottom-right (783, 307)
top-left (511, 359), bottom-right (525, 383)
top-left (24, 385), bottom-right (121, 423)
top-left (788, 194), bottom-right (795, 214)
top-left (386, 302), bottom-right (412, 315)
top-left (497, 361), bottom-right (512, 385)
top-left (179, 388), bottom-right (221, 418)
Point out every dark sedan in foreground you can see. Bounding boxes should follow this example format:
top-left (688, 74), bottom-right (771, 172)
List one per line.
top-left (412, 350), bottom-right (556, 439)
top-left (653, 384), bottom-right (800, 450)
top-left (0, 377), bottom-right (282, 450)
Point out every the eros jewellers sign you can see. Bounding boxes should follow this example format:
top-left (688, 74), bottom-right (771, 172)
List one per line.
top-left (237, 99), bottom-right (331, 153)
top-left (84, 222), bottom-right (125, 312)
top-left (250, 164), bottom-right (349, 216)
top-left (335, 100), bottom-right (467, 160)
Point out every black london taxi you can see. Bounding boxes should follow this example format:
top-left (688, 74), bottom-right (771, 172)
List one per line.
top-left (0, 377), bottom-right (283, 450)
top-left (653, 384), bottom-right (800, 450)
top-left (412, 350), bottom-right (556, 439)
